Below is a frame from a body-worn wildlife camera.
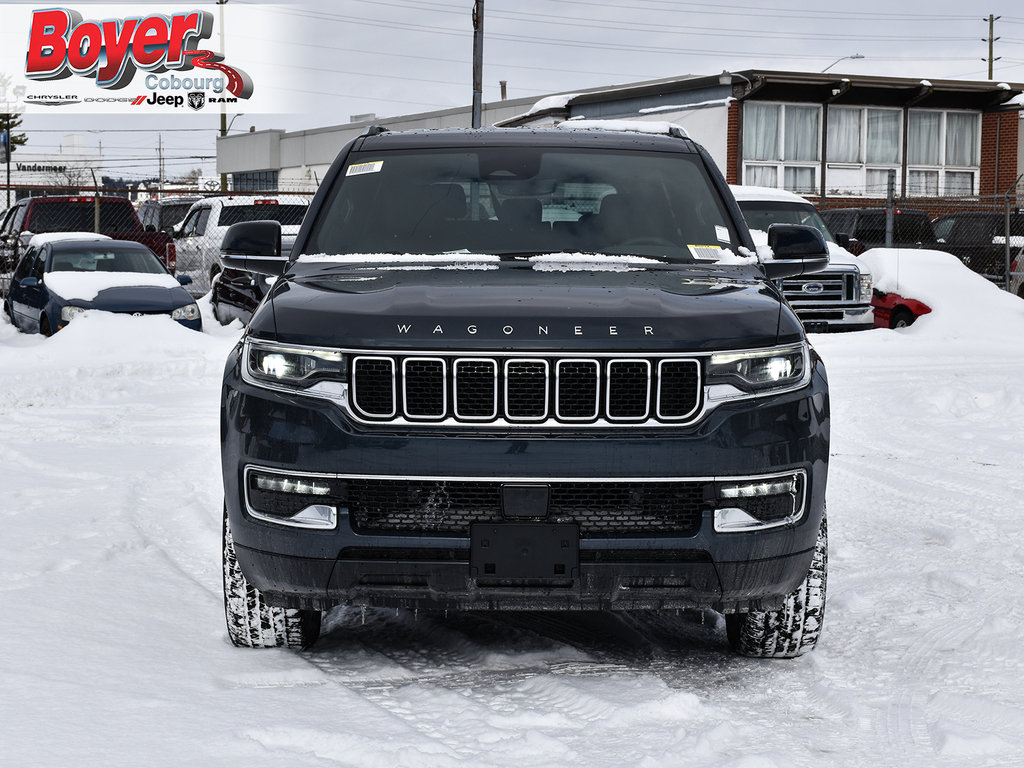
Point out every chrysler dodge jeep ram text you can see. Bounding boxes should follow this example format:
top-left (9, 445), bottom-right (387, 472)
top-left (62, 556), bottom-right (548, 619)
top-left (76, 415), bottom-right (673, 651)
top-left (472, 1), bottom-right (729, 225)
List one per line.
top-left (219, 124), bottom-right (831, 658)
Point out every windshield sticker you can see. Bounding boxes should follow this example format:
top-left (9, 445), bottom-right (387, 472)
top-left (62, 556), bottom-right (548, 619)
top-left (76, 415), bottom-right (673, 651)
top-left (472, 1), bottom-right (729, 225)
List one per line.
top-left (346, 161), bottom-right (384, 177)
top-left (715, 225), bottom-right (730, 243)
top-left (688, 244), bottom-right (724, 261)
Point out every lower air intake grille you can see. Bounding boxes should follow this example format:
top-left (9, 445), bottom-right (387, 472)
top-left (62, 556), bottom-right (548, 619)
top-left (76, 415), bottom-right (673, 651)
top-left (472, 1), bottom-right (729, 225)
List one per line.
top-left (345, 478), bottom-right (705, 537)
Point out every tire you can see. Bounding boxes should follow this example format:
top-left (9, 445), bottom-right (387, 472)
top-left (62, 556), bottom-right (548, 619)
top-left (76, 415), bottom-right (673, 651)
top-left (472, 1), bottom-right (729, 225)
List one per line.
top-left (222, 507), bottom-right (322, 649)
top-left (889, 308), bottom-right (915, 329)
top-left (726, 514), bottom-right (827, 659)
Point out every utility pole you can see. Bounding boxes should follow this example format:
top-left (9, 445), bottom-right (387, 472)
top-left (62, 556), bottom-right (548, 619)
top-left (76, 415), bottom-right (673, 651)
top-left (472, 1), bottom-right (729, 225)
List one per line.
top-left (984, 14), bottom-right (1001, 79)
top-left (218, 0), bottom-right (229, 191)
top-left (158, 134), bottom-right (164, 193)
top-left (2, 118), bottom-right (10, 210)
top-left (471, 0), bottom-right (484, 128)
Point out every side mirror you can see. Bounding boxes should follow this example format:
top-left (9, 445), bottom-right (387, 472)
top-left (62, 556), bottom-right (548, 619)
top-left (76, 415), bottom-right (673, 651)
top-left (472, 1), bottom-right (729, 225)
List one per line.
top-left (144, 224), bottom-right (157, 233)
top-left (220, 221), bottom-right (287, 276)
top-left (19, 277), bottom-right (40, 289)
top-left (835, 232), bottom-right (851, 249)
top-left (761, 224), bottom-right (830, 280)
top-left (177, 274), bottom-right (193, 286)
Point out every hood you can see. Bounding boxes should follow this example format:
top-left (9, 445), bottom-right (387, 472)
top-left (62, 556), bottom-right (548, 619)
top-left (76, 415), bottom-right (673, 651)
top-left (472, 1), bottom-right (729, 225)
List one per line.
top-left (251, 259), bottom-right (801, 351)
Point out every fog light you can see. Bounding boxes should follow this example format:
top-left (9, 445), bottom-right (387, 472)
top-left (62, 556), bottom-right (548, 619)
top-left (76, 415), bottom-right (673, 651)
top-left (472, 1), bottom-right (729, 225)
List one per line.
top-left (245, 468), bottom-right (343, 529)
top-left (713, 472), bottom-right (805, 532)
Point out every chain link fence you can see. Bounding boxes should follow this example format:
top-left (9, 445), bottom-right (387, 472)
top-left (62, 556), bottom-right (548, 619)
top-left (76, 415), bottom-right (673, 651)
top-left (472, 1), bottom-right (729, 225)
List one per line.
top-left (819, 191), bottom-right (1024, 298)
top-left (1, 186), bottom-right (316, 297)
top-left (4, 184), bottom-right (1023, 300)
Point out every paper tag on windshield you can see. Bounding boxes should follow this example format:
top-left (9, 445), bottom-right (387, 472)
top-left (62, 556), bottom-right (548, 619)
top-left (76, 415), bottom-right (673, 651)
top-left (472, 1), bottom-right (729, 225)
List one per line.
top-left (688, 244), bottom-right (724, 261)
top-left (346, 161), bottom-right (384, 176)
top-left (715, 225), bottom-right (730, 243)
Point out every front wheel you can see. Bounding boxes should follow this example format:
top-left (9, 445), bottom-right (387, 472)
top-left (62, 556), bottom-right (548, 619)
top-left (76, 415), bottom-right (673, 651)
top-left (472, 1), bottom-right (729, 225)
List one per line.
top-left (726, 514), bottom-right (827, 658)
top-left (222, 507), bottom-right (322, 649)
top-left (889, 308), bottom-right (915, 329)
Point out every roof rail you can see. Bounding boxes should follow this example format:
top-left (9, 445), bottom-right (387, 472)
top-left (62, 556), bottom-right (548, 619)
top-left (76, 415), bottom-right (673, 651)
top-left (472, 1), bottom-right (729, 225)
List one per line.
top-left (361, 125), bottom-right (390, 137)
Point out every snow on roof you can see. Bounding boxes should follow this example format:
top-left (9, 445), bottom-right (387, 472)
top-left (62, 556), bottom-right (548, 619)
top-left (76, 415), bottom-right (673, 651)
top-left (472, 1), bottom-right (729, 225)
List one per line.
top-left (524, 93), bottom-right (582, 116)
top-left (729, 185), bottom-right (810, 204)
top-left (555, 119), bottom-right (689, 138)
top-left (28, 232), bottom-right (111, 247)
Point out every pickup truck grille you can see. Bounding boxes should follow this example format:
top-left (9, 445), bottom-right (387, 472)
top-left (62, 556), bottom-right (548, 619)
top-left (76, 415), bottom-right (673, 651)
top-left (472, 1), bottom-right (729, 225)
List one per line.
top-left (350, 353), bottom-right (702, 426)
top-left (346, 478), bottom-right (704, 537)
top-left (782, 268), bottom-right (857, 307)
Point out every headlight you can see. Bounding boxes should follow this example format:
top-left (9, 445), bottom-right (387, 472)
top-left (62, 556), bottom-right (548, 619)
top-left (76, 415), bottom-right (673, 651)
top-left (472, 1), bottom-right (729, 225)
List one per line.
top-left (244, 339), bottom-right (347, 390)
top-left (706, 342), bottom-right (810, 400)
top-left (171, 303), bottom-right (200, 321)
top-left (61, 306), bottom-right (88, 322)
top-left (859, 273), bottom-right (873, 301)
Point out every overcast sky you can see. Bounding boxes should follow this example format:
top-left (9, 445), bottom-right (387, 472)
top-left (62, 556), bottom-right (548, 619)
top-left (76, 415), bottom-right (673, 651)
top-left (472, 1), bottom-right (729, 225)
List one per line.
top-left (8, 0), bottom-right (1024, 182)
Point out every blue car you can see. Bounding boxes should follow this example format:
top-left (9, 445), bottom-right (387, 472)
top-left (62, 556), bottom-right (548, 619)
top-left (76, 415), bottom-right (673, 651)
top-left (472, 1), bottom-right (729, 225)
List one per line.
top-left (4, 234), bottom-right (201, 334)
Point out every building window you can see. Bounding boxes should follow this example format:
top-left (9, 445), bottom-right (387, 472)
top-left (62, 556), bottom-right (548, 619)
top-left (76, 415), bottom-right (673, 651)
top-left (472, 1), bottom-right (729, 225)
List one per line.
top-left (232, 170), bottom-right (279, 191)
top-left (908, 110), bottom-right (979, 196)
top-left (743, 102), bottom-right (819, 193)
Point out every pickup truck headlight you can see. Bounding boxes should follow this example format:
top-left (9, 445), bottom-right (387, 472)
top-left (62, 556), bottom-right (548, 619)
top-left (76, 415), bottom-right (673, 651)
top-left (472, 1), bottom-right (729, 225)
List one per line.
top-left (171, 303), bottom-right (200, 321)
top-left (706, 342), bottom-right (810, 400)
top-left (859, 273), bottom-right (873, 301)
top-left (244, 339), bottom-right (347, 390)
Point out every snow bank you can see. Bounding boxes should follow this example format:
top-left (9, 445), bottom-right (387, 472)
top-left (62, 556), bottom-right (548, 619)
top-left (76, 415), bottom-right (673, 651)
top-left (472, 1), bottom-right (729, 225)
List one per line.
top-left (44, 272), bottom-right (185, 302)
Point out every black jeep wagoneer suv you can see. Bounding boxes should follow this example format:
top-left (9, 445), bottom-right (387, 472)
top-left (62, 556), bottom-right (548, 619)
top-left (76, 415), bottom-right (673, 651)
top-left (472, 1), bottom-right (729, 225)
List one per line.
top-left (219, 124), bottom-right (831, 658)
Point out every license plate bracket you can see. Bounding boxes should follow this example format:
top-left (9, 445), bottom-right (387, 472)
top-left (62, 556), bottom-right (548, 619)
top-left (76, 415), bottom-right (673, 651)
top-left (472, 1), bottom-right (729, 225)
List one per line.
top-left (470, 522), bottom-right (579, 580)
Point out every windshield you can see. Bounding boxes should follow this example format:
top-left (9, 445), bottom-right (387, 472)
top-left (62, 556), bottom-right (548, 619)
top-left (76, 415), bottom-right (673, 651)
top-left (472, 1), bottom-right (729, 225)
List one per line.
top-left (49, 246), bottom-right (167, 274)
top-left (738, 200), bottom-right (835, 244)
top-left (218, 204), bottom-right (308, 227)
top-left (305, 147), bottom-right (745, 263)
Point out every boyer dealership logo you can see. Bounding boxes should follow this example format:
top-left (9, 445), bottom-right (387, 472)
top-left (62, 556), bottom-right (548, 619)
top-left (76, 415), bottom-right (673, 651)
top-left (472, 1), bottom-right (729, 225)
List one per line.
top-left (23, 8), bottom-right (253, 104)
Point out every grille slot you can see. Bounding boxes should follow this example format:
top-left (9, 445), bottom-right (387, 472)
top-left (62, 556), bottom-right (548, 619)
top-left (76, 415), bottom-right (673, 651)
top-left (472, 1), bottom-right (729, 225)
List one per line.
top-left (348, 353), bottom-right (703, 426)
top-left (454, 359), bottom-right (498, 419)
top-left (402, 358), bottom-right (446, 418)
top-left (346, 478), bottom-right (705, 537)
top-left (657, 360), bottom-right (701, 419)
top-left (556, 360), bottom-right (600, 420)
top-left (505, 359), bottom-right (549, 420)
top-left (607, 360), bottom-right (651, 420)
top-left (352, 357), bottom-right (396, 417)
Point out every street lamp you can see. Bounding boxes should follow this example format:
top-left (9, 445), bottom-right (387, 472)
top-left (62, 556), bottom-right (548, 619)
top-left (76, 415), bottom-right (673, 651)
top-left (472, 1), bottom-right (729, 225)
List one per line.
top-left (217, 0), bottom-right (229, 191)
top-left (821, 54), bottom-right (865, 73)
top-left (226, 114), bottom-right (245, 133)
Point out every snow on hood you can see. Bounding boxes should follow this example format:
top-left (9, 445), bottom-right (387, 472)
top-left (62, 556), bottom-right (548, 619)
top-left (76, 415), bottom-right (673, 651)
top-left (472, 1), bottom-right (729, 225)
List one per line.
top-left (45, 272), bottom-right (185, 302)
top-left (859, 248), bottom-right (1024, 338)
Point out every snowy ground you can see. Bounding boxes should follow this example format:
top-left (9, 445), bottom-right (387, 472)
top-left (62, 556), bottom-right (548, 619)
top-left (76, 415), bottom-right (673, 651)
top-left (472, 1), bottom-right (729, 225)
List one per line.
top-left (3, 279), bottom-right (1024, 768)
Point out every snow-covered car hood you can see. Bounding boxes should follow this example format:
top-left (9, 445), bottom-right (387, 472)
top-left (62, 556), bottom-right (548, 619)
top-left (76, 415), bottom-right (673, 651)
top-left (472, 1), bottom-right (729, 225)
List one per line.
top-left (45, 272), bottom-right (185, 302)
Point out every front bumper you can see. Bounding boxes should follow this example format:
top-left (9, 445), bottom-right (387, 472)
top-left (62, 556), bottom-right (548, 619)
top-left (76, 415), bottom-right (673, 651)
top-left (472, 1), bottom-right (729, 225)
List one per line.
top-left (221, 349), bottom-right (830, 613)
top-left (793, 303), bottom-right (874, 333)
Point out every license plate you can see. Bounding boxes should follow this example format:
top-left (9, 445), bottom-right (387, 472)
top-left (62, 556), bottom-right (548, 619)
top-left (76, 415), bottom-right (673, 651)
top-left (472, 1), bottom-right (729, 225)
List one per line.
top-left (470, 522), bottom-right (579, 580)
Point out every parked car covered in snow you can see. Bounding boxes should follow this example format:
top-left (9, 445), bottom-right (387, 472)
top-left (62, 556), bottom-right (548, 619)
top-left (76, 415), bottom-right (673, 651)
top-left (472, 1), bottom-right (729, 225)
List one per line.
top-left (173, 195), bottom-right (310, 296)
top-left (857, 247), bottom-right (1024, 329)
top-left (3, 233), bottom-right (201, 335)
top-left (731, 185), bottom-right (873, 332)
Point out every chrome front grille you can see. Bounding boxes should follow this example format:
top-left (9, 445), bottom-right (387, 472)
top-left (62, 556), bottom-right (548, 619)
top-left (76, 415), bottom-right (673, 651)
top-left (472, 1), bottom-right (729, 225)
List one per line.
top-left (350, 353), bottom-right (702, 426)
top-left (782, 268), bottom-right (858, 306)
